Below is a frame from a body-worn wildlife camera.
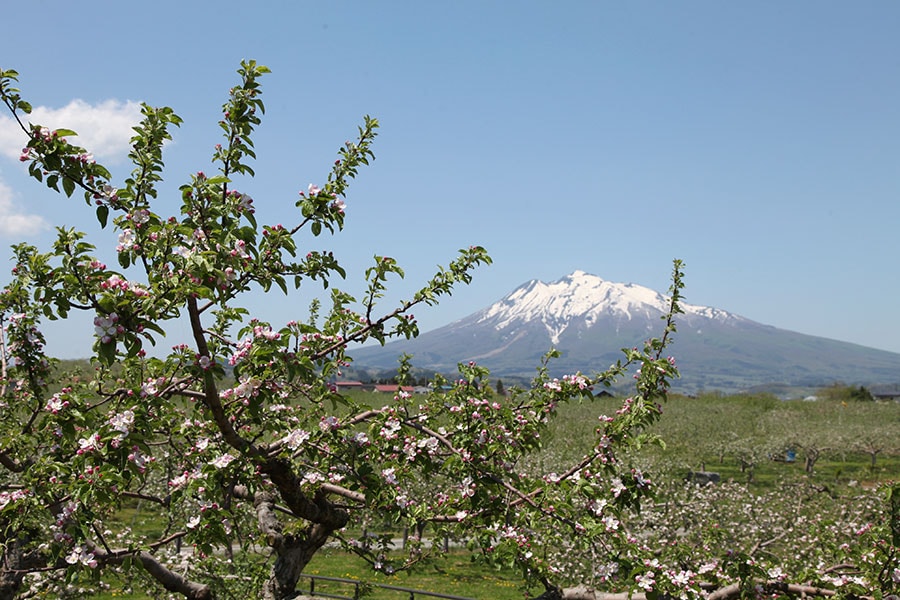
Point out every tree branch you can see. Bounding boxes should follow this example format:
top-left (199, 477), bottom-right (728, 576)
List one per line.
top-left (87, 541), bottom-right (212, 600)
top-left (186, 295), bottom-right (255, 456)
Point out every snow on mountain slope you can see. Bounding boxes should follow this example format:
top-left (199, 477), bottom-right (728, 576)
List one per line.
top-left (477, 270), bottom-right (739, 344)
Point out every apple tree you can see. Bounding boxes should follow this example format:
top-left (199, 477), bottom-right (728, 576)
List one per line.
top-left (0, 63), bottom-right (684, 599)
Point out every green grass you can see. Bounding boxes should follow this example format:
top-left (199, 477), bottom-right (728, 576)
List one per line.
top-left (87, 549), bottom-right (528, 600)
top-left (538, 391), bottom-right (900, 488)
top-left (300, 548), bottom-right (529, 599)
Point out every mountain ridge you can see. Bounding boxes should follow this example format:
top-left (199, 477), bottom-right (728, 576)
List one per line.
top-left (350, 271), bottom-right (900, 393)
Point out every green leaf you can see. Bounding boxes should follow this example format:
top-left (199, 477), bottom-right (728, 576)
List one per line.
top-left (125, 336), bottom-right (143, 357)
top-left (96, 204), bottom-right (109, 227)
top-left (275, 277), bottom-right (287, 295)
top-left (98, 340), bottom-right (117, 365)
top-left (62, 177), bottom-right (75, 197)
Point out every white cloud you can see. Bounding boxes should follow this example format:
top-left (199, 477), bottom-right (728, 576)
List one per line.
top-left (0, 98), bottom-right (142, 163)
top-left (0, 177), bottom-right (48, 236)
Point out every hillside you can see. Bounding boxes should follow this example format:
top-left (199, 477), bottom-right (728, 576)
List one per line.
top-left (349, 271), bottom-right (900, 393)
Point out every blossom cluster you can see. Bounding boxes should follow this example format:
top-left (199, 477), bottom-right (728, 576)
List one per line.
top-left (65, 546), bottom-right (98, 569)
top-left (300, 183), bottom-right (346, 215)
top-left (0, 488), bottom-right (29, 510)
top-left (100, 275), bottom-right (149, 297)
top-left (93, 312), bottom-right (124, 343)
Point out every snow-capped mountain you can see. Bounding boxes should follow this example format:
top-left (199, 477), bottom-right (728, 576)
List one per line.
top-left (477, 270), bottom-right (737, 345)
top-left (350, 271), bottom-right (900, 393)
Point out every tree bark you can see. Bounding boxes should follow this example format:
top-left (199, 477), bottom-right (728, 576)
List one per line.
top-left (261, 527), bottom-right (332, 600)
top-left (0, 537), bottom-right (44, 600)
top-left (251, 490), bottom-right (344, 600)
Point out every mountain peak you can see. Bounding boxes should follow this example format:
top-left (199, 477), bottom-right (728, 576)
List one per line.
top-left (564, 269), bottom-right (591, 280)
top-left (479, 271), bottom-right (673, 344)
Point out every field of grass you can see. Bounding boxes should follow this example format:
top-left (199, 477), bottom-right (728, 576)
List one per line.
top-left (539, 391), bottom-right (900, 486)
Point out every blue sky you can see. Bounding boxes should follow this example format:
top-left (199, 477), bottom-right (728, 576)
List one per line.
top-left (1, 2), bottom-right (899, 358)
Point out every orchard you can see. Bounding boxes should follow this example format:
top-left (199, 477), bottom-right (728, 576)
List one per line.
top-left (0, 63), bottom-right (896, 600)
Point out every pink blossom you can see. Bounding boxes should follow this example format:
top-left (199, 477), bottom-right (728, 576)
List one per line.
top-left (543, 379), bottom-right (561, 392)
top-left (252, 325), bottom-right (280, 341)
top-left (319, 416), bottom-right (339, 431)
top-left (209, 453), bottom-right (235, 469)
top-left (234, 377), bottom-right (260, 399)
top-left (93, 313), bottom-right (122, 343)
top-left (77, 433), bottom-right (102, 454)
top-left (236, 193), bottom-right (254, 213)
top-left (132, 209), bottom-right (150, 224)
top-left (379, 418), bottom-right (401, 439)
top-left (100, 185), bottom-right (118, 202)
top-left (45, 394), bottom-right (69, 414)
top-left (563, 373), bottom-right (590, 389)
top-left (382, 467), bottom-right (398, 485)
top-left (116, 229), bottom-right (136, 252)
top-left (610, 478), bottom-right (626, 497)
top-left (168, 468), bottom-right (200, 489)
top-left (302, 471), bottom-right (325, 486)
top-left (283, 429), bottom-right (310, 450)
top-left (0, 489), bottom-right (29, 510)
top-left (128, 447), bottom-right (149, 472)
top-left (65, 546), bottom-right (98, 568)
top-left (231, 239), bottom-right (250, 259)
top-left (228, 338), bottom-right (252, 365)
top-left (141, 378), bottom-right (160, 397)
top-left (635, 572), bottom-right (655, 591)
top-left (108, 410), bottom-right (135, 435)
